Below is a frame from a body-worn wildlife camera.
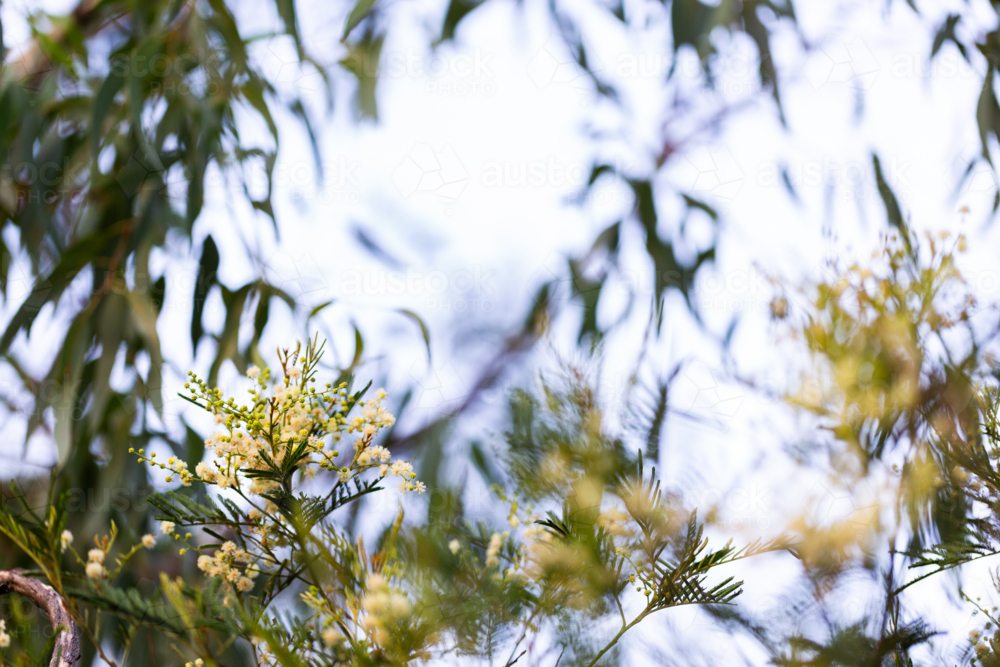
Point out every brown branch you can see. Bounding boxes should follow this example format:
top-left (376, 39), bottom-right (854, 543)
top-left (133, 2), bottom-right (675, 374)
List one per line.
top-left (0, 570), bottom-right (80, 667)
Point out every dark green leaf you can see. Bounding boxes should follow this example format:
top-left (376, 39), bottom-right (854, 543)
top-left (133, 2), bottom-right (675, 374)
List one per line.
top-left (191, 235), bottom-right (219, 351)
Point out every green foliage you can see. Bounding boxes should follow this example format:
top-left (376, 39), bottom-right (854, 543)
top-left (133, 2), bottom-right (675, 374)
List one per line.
top-left (0, 14), bottom-right (329, 647)
top-left (398, 368), bottom-right (786, 667)
top-left (0, 339), bottom-right (777, 666)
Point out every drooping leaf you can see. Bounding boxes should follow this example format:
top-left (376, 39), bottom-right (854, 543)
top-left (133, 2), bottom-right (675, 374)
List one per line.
top-left (191, 235), bottom-right (220, 352)
top-left (344, 0), bottom-right (378, 39)
top-left (398, 309), bottom-right (431, 361)
top-left (438, 0), bottom-right (485, 43)
top-left (340, 28), bottom-right (384, 119)
top-left (872, 153), bottom-right (910, 251)
top-left (931, 13), bottom-right (967, 61)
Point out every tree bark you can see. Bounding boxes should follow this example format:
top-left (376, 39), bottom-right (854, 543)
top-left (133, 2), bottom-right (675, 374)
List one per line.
top-left (0, 570), bottom-right (80, 667)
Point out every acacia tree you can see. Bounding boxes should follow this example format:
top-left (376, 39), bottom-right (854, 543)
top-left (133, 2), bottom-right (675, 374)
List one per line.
top-left (1, 231), bottom-right (998, 666)
top-left (0, 336), bottom-right (797, 666)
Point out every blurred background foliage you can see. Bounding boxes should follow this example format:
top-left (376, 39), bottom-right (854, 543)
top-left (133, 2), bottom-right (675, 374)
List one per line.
top-left (3, 0), bottom-right (1000, 664)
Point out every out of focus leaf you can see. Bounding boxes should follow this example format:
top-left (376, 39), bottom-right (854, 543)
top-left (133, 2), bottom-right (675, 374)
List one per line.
top-left (741, 0), bottom-right (785, 124)
top-left (398, 309), bottom-right (432, 362)
top-left (208, 283), bottom-right (253, 386)
top-left (340, 29), bottom-right (384, 119)
top-left (439, 0), bottom-right (485, 43)
top-left (344, 0), bottom-right (378, 39)
top-left (91, 69), bottom-right (124, 154)
top-left (671, 0), bottom-right (735, 62)
top-left (126, 290), bottom-right (165, 414)
top-left (0, 222), bottom-right (126, 355)
top-left (931, 13), bottom-right (966, 60)
top-left (191, 235), bottom-right (220, 352)
top-left (629, 180), bottom-right (714, 328)
top-left (308, 300), bottom-right (334, 321)
top-left (872, 153), bottom-right (909, 251)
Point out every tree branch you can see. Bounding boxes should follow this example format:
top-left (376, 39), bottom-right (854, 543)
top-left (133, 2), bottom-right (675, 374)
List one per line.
top-left (0, 569), bottom-right (81, 667)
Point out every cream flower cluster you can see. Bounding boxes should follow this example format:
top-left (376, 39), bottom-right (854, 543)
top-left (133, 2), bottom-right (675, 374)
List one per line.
top-left (380, 458), bottom-right (425, 493)
top-left (0, 619), bottom-right (9, 648)
top-left (321, 626), bottom-right (342, 646)
top-left (359, 574), bottom-right (412, 645)
top-left (196, 541), bottom-right (259, 598)
top-left (485, 533), bottom-right (503, 568)
top-left (86, 548), bottom-right (105, 579)
top-left (131, 357), bottom-right (422, 497)
top-left (117, 342), bottom-right (432, 664)
top-left (596, 508), bottom-right (634, 537)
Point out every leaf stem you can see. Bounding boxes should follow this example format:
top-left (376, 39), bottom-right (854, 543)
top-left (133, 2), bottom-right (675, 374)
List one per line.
top-left (584, 605), bottom-right (651, 667)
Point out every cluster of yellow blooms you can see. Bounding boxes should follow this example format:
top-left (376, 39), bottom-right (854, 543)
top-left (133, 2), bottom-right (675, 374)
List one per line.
top-left (485, 532), bottom-right (503, 568)
top-left (965, 594), bottom-right (1000, 664)
top-left (129, 355), bottom-right (420, 499)
top-left (358, 574), bottom-right (412, 645)
top-left (196, 541), bottom-right (259, 593)
top-left (119, 341), bottom-right (424, 657)
top-left (63, 341), bottom-right (436, 665)
top-left (298, 568), bottom-right (419, 655)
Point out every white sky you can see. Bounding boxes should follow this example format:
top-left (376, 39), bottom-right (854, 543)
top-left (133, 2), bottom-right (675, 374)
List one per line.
top-left (3, 0), bottom-right (1000, 663)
